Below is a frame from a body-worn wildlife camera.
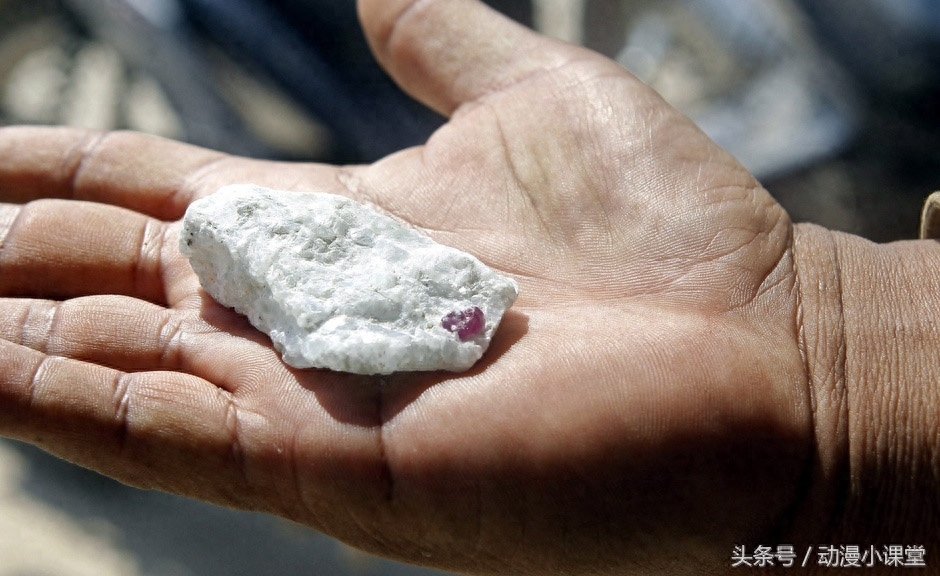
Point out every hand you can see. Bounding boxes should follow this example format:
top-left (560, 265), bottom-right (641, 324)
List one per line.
top-left (0, 0), bottom-right (843, 573)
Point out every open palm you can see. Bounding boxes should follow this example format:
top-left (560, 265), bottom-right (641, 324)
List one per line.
top-left (0, 1), bottom-right (817, 573)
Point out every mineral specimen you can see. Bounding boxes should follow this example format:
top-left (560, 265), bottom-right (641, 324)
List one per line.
top-left (442, 307), bottom-right (486, 340)
top-left (179, 184), bottom-right (520, 375)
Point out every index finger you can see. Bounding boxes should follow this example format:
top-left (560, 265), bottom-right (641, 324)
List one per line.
top-left (0, 127), bottom-right (226, 220)
top-left (0, 126), bottom-right (364, 221)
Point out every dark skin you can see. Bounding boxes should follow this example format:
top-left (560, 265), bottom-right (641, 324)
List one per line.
top-left (0, 0), bottom-right (937, 574)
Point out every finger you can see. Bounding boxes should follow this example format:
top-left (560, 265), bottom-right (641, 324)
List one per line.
top-left (1, 296), bottom-right (182, 374)
top-left (358, 0), bottom-right (583, 116)
top-left (0, 199), bottom-right (170, 302)
top-left (0, 126), bottom-right (226, 220)
top-left (0, 126), bottom-right (362, 219)
top-left (0, 337), bottom-right (389, 526)
top-left (0, 338), bottom-right (258, 502)
top-left (0, 295), bottom-right (286, 387)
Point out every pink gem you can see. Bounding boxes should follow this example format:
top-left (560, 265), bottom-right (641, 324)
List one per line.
top-left (442, 306), bottom-right (485, 340)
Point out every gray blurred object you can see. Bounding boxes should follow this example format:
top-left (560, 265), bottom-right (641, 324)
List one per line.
top-left (797, 0), bottom-right (940, 95)
top-left (0, 0), bottom-right (281, 157)
top-left (45, 0), bottom-right (527, 162)
top-left (610, 0), bottom-right (858, 179)
top-left (0, 0), bottom-right (537, 162)
top-left (794, 0), bottom-right (940, 166)
top-left (60, 0), bottom-right (272, 156)
top-left (771, 0), bottom-right (940, 241)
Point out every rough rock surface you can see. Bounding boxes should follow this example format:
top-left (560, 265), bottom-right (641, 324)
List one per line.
top-left (179, 184), bottom-right (520, 375)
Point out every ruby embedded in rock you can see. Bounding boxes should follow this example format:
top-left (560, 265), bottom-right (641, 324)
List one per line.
top-left (442, 306), bottom-right (485, 340)
top-left (181, 185), bottom-right (520, 374)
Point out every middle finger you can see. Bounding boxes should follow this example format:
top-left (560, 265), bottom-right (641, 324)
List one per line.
top-left (0, 199), bottom-right (171, 303)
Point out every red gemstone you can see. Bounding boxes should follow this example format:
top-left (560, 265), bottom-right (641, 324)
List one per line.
top-left (442, 306), bottom-right (485, 340)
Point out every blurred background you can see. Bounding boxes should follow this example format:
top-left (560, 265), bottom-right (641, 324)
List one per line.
top-left (0, 0), bottom-right (939, 574)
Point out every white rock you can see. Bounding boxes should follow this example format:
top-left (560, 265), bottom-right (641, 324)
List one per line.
top-left (179, 184), bottom-right (520, 375)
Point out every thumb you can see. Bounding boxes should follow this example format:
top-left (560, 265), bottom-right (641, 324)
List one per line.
top-left (358, 0), bottom-right (578, 117)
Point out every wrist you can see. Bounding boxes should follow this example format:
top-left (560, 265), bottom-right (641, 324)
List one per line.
top-left (792, 223), bottom-right (940, 546)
